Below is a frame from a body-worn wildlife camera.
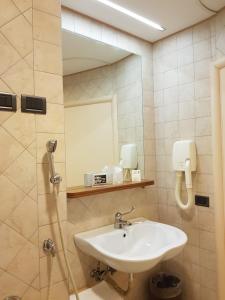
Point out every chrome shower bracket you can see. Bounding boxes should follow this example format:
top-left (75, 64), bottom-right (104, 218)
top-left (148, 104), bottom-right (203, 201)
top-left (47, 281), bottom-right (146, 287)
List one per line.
top-left (43, 239), bottom-right (56, 257)
top-left (50, 173), bottom-right (62, 185)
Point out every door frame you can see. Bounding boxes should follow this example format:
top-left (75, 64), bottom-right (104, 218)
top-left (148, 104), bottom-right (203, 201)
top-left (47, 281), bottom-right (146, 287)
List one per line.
top-left (212, 57), bottom-right (225, 300)
top-left (64, 95), bottom-right (119, 163)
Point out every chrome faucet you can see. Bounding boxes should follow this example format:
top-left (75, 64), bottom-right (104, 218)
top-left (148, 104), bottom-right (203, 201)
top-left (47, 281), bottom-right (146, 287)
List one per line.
top-left (114, 206), bottom-right (135, 229)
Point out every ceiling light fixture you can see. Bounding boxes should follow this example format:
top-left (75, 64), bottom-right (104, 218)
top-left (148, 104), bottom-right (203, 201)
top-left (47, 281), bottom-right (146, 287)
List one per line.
top-left (95, 0), bottom-right (165, 31)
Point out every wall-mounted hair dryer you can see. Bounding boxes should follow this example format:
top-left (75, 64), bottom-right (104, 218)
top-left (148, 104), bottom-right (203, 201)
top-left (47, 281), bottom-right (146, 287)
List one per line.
top-left (173, 140), bottom-right (197, 210)
top-left (46, 140), bottom-right (62, 185)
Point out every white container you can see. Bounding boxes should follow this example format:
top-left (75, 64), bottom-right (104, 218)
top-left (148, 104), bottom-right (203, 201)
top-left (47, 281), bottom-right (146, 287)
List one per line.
top-left (120, 144), bottom-right (138, 169)
top-left (84, 173), bottom-right (93, 187)
top-left (113, 166), bottom-right (123, 184)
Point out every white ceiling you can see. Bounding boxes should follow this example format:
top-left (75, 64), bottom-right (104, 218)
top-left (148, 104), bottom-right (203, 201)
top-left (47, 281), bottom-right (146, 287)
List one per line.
top-left (62, 29), bottom-right (131, 75)
top-left (62, 0), bottom-right (225, 42)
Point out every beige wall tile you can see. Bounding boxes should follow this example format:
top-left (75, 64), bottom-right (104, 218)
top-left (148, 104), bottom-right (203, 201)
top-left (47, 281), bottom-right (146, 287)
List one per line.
top-left (23, 7), bottom-right (32, 24)
top-left (196, 136), bottom-right (212, 155)
top-left (40, 251), bottom-right (66, 288)
top-left (195, 99), bottom-right (211, 117)
top-left (27, 140), bottom-right (36, 158)
top-left (194, 58), bottom-right (210, 80)
top-left (7, 241), bottom-right (39, 284)
top-left (184, 245), bottom-right (200, 265)
top-left (0, 78), bottom-right (12, 92)
top-left (33, 0), bottom-right (61, 17)
top-left (200, 287), bottom-right (217, 300)
top-left (0, 271), bottom-right (27, 299)
top-left (194, 39), bottom-right (211, 62)
top-left (5, 196), bottom-right (38, 239)
top-left (196, 117), bottom-right (212, 136)
top-left (1, 15), bottom-right (32, 57)
top-left (179, 101), bottom-right (195, 119)
top-left (200, 267), bottom-right (217, 290)
top-left (178, 45), bottom-right (194, 66)
top-left (197, 155), bottom-right (212, 174)
top-left (36, 103), bottom-right (64, 133)
top-left (13, 0), bottom-right (32, 12)
top-left (34, 40), bottom-right (62, 74)
top-left (35, 71), bottom-right (63, 104)
top-left (199, 248), bottom-right (216, 271)
top-left (3, 112), bottom-right (35, 147)
top-left (0, 224), bottom-right (26, 269)
top-left (0, 0), bottom-right (20, 27)
top-left (0, 175), bottom-right (25, 221)
top-left (179, 119), bottom-right (195, 137)
top-left (0, 32), bottom-right (20, 75)
top-left (199, 230), bottom-right (216, 251)
top-left (178, 82), bottom-right (194, 102)
top-left (0, 127), bottom-right (24, 173)
top-left (195, 78), bottom-right (210, 99)
top-left (193, 22), bottom-right (211, 43)
top-left (24, 50), bottom-right (33, 66)
top-left (178, 64), bottom-right (194, 85)
top-left (23, 287), bottom-right (40, 300)
top-left (4, 150), bottom-right (36, 193)
top-left (40, 280), bottom-right (69, 300)
top-left (198, 208), bottom-right (214, 232)
top-left (164, 86), bottom-right (178, 104)
top-left (33, 10), bottom-right (61, 45)
top-left (164, 69), bottom-right (178, 88)
top-left (2, 59), bottom-right (34, 95)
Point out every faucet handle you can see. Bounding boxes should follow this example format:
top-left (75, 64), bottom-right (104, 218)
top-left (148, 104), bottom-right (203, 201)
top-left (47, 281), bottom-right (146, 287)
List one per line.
top-left (115, 206), bottom-right (135, 218)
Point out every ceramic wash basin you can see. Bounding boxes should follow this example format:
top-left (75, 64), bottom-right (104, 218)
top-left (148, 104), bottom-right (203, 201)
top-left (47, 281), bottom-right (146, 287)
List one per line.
top-left (74, 218), bottom-right (187, 273)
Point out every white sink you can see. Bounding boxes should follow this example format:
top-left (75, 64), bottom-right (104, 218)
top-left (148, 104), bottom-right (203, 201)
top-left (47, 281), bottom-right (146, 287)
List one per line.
top-left (74, 218), bottom-right (187, 273)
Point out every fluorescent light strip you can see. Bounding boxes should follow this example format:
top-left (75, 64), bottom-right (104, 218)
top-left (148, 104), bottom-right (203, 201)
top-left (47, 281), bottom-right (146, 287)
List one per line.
top-left (96, 0), bottom-right (165, 31)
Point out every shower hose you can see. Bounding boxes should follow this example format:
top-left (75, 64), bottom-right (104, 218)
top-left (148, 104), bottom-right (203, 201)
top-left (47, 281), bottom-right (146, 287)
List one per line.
top-left (48, 184), bottom-right (80, 300)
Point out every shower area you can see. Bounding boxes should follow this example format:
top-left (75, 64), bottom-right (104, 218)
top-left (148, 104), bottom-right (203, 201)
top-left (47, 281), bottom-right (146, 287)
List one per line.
top-left (1, 1), bottom-right (225, 300)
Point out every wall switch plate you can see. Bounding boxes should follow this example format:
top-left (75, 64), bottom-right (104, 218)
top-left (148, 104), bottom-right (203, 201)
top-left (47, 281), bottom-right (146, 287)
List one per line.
top-left (21, 95), bottom-right (46, 114)
top-left (0, 92), bottom-right (16, 111)
top-left (195, 195), bottom-right (209, 207)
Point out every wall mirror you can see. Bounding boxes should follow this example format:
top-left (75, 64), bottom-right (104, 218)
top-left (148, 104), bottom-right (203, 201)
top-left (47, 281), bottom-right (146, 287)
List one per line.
top-left (62, 29), bottom-right (144, 187)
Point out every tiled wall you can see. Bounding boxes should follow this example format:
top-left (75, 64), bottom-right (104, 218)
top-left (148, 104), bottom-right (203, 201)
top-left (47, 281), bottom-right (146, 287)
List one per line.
top-left (1, 2), bottom-right (224, 300)
top-left (0, 1), bottom-right (38, 299)
top-left (153, 8), bottom-right (225, 300)
top-left (0, 1), bottom-right (67, 300)
top-left (63, 55), bottom-right (144, 173)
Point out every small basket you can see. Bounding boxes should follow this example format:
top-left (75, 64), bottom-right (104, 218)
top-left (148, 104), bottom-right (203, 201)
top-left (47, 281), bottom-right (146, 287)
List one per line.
top-left (150, 272), bottom-right (182, 299)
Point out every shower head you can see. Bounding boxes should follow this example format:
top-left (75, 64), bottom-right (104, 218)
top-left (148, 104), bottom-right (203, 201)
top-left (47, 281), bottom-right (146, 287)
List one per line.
top-left (47, 140), bottom-right (57, 153)
top-left (46, 139), bottom-right (61, 184)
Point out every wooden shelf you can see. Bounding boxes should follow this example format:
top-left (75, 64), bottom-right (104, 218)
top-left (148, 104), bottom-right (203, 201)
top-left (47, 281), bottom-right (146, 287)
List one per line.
top-left (67, 179), bottom-right (154, 198)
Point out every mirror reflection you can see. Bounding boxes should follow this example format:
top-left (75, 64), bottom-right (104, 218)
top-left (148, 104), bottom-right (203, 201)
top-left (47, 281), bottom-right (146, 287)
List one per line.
top-left (62, 30), bottom-right (144, 187)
